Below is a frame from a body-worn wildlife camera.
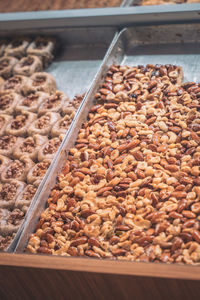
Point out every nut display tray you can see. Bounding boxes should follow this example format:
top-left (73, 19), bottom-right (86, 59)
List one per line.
top-left (16, 22), bottom-right (200, 254)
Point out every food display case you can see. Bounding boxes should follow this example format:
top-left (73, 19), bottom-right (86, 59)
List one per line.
top-left (1, 3), bottom-right (200, 300)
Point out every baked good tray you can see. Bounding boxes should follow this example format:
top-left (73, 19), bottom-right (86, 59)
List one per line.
top-left (0, 26), bottom-right (117, 252)
top-left (16, 21), bottom-right (200, 263)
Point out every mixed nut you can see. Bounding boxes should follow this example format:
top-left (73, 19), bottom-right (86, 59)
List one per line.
top-left (27, 64), bottom-right (200, 265)
top-left (135, 0), bottom-right (199, 5)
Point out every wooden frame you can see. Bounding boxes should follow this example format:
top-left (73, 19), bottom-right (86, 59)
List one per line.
top-left (0, 253), bottom-right (200, 279)
top-left (0, 253), bottom-right (200, 299)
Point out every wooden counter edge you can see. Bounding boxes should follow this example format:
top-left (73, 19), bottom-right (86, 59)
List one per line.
top-left (0, 252), bottom-right (200, 280)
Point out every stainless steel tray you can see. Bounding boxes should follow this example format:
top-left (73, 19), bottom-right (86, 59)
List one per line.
top-left (16, 22), bottom-right (200, 253)
top-left (0, 26), bottom-right (117, 252)
top-left (46, 27), bottom-right (117, 99)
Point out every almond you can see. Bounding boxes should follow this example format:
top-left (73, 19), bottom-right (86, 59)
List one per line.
top-left (97, 186), bottom-right (113, 196)
top-left (89, 104), bottom-right (102, 112)
top-left (171, 191), bottom-right (187, 199)
top-left (192, 230), bottom-right (200, 243)
top-left (88, 237), bottom-right (100, 248)
top-left (146, 116), bottom-right (156, 125)
top-left (127, 139), bottom-right (140, 150)
top-left (115, 225), bottom-right (130, 231)
top-left (112, 249), bottom-right (127, 256)
top-left (133, 150), bottom-right (144, 161)
top-left (191, 131), bottom-right (200, 143)
top-left (85, 250), bottom-right (101, 258)
top-left (165, 164), bottom-right (179, 172)
top-left (99, 88), bottom-right (111, 95)
top-left (70, 236), bottom-right (88, 247)
top-left (182, 210), bottom-right (196, 219)
top-left (106, 169), bottom-right (114, 181)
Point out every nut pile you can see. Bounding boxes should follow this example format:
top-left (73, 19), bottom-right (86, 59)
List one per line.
top-left (27, 64), bottom-right (200, 264)
top-left (135, 0), bottom-right (199, 6)
top-left (0, 0), bottom-right (123, 12)
top-left (55, 0), bottom-right (123, 8)
top-left (0, 37), bottom-right (84, 251)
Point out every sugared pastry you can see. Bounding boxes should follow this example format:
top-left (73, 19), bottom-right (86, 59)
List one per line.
top-left (38, 136), bottom-right (62, 162)
top-left (0, 208), bottom-right (25, 236)
top-left (0, 56), bottom-right (18, 79)
top-left (4, 37), bottom-right (30, 59)
top-left (51, 114), bottom-right (72, 137)
top-left (27, 112), bottom-right (60, 136)
top-left (13, 134), bottom-right (48, 161)
top-left (0, 208), bottom-right (10, 233)
top-left (0, 77), bottom-right (4, 90)
top-left (16, 91), bottom-right (48, 114)
top-left (0, 155), bottom-right (11, 173)
top-left (1, 156), bottom-right (34, 183)
top-left (0, 92), bottom-right (20, 115)
top-left (27, 159), bottom-right (51, 186)
top-left (0, 135), bottom-right (18, 157)
top-left (24, 72), bottom-right (56, 94)
top-left (0, 114), bottom-right (12, 136)
top-left (0, 233), bottom-right (15, 251)
top-left (1, 155), bottom-right (34, 183)
top-left (0, 40), bottom-right (6, 57)
top-left (0, 180), bottom-right (25, 209)
top-left (13, 55), bottom-right (43, 77)
top-left (38, 91), bottom-right (69, 115)
top-left (62, 93), bottom-right (84, 116)
top-left (5, 111), bottom-right (37, 137)
top-left (27, 37), bottom-right (55, 67)
top-left (1, 74), bottom-right (28, 94)
top-left (15, 184), bottom-right (37, 213)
